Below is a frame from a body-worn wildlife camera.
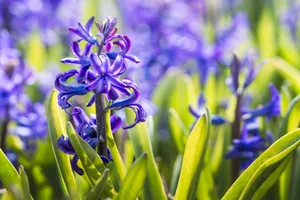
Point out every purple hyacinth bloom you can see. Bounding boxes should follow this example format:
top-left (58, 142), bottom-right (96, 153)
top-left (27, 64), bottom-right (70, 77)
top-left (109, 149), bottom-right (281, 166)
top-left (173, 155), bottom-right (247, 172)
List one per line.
top-left (226, 124), bottom-right (268, 170)
top-left (244, 84), bottom-right (281, 120)
top-left (69, 16), bottom-right (97, 44)
top-left (10, 95), bottom-right (47, 150)
top-left (57, 107), bottom-right (122, 175)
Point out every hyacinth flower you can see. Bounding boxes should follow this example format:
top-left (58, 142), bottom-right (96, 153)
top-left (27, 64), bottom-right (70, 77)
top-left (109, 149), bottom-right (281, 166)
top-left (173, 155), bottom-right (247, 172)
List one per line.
top-left (226, 124), bottom-right (272, 170)
top-left (55, 16), bottom-right (146, 164)
top-left (57, 107), bottom-right (122, 175)
top-left (189, 93), bottom-right (227, 125)
top-left (243, 84), bottom-right (281, 120)
top-left (10, 95), bottom-right (47, 150)
top-left (3, 0), bottom-right (82, 45)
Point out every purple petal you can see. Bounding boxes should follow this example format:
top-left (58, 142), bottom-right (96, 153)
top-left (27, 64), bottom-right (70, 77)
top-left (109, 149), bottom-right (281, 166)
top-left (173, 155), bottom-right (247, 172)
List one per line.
top-left (124, 54), bottom-right (140, 63)
top-left (107, 74), bottom-right (126, 88)
top-left (110, 115), bottom-right (122, 133)
top-left (86, 77), bottom-right (101, 92)
top-left (86, 95), bottom-right (95, 107)
top-left (107, 88), bottom-right (119, 101)
top-left (57, 136), bottom-right (75, 155)
top-left (71, 42), bottom-right (82, 58)
top-left (71, 155), bottom-right (84, 175)
top-left (84, 43), bottom-right (93, 57)
top-left (96, 76), bottom-right (111, 93)
top-left (61, 58), bottom-right (82, 65)
top-left (85, 16), bottom-right (95, 33)
top-left (90, 53), bottom-right (102, 74)
top-left (72, 107), bottom-right (90, 127)
top-left (123, 35), bottom-right (132, 54)
top-left (109, 55), bottom-right (124, 75)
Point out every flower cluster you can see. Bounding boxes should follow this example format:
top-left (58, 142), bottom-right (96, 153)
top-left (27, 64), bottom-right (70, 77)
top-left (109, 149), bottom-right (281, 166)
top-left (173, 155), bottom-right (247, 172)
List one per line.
top-left (225, 54), bottom-right (280, 169)
top-left (0, 30), bottom-right (48, 157)
top-left (55, 16), bottom-right (146, 174)
top-left (1, 0), bottom-right (82, 45)
top-left (57, 107), bottom-right (122, 175)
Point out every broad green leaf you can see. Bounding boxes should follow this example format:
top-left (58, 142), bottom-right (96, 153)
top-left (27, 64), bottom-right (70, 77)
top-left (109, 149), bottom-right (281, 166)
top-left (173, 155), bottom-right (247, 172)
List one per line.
top-left (19, 166), bottom-right (31, 200)
top-left (105, 110), bottom-right (127, 181)
top-left (125, 113), bottom-right (167, 200)
top-left (174, 108), bottom-right (211, 200)
top-left (222, 128), bottom-right (300, 200)
top-left (278, 95), bottom-right (300, 137)
top-left (0, 149), bottom-right (20, 188)
top-left (116, 153), bottom-right (148, 200)
top-left (272, 58), bottom-right (300, 93)
top-left (280, 84), bottom-right (292, 116)
top-left (84, 169), bottom-right (110, 200)
top-left (258, 8), bottom-right (276, 57)
top-left (278, 95), bottom-right (300, 200)
top-left (170, 155), bottom-right (183, 195)
top-left (240, 142), bottom-right (295, 200)
top-left (47, 89), bottom-right (78, 199)
top-left (169, 108), bottom-right (188, 153)
top-left (209, 126), bottom-right (226, 176)
top-left (66, 122), bottom-right (116, 198)
top-left (197, 165), bottom-right (218, 200)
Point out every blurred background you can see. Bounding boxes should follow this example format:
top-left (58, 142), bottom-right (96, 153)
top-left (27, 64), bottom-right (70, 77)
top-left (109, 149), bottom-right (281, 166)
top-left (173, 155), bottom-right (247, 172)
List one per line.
top-left (1, 0), bottom-right (300, 199)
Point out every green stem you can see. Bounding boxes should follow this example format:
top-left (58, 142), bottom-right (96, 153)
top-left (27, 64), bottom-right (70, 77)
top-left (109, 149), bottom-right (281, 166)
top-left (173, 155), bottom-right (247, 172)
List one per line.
top-left (95, 93), bottom-right (107, 158)
top-left (0, 105), bottom-right (10, 152)
top-left (105, 110), bottom-right (127, 181)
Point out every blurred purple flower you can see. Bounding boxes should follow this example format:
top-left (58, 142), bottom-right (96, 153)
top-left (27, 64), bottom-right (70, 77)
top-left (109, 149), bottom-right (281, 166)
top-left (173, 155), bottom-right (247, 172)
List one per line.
top-left (226, 123), bottom-right (271, 170)
top-left (244, 84), bottom-right (281, 120)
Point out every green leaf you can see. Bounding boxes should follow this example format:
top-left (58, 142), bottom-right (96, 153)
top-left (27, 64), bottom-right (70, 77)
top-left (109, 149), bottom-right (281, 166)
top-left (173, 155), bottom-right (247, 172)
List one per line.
top-left (125, 113), bottom-right (167, 200)
top-left (19, 166), bottom-right (31, 200)
top-left (170, 155), bottom-right (183, 195)
top-left (105, 110), bottom-right (127, 181)
top-left (240, 144), bottom-right (295, 199)
top-left (47, 89), bottom-right (79, 199)
top-left (174, 108), bottom-right (211, 200)
top-left (169, 108), bottom-right (188, 153)
top-left (222, 128), bottom-right (300, 200)
top-left (116, 153), bottom-right (148, 200)
top-left (66, 122), bottom-right (116, 198)
top-left (279, 95), bottom-right (300, 137)
top-left (280, 84), bottom-right (292, 116)
top-left (272, 58), bottom-right (300, 93)
top-left (84, 169), bottom-right (110, 200)
top-left (0, 149), bottom-right (20, 188)
top-left (257, 8), bottom-right (276, 57)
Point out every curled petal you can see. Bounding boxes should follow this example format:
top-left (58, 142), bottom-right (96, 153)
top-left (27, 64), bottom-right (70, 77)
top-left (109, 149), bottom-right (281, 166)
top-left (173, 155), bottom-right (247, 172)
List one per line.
top-left (83, 43), bottom-right (93, 57)
top-left (57, 136), bottom-right (75, 155)
top-left (123, 104), bottom-right (146, 129)
top-left (96, 76), bottom-right (111, 93)
top-left (106, 85), bottom-right (139, 110)
top-left (72, 107), bottom-right (90, 127)
top-left (107, 74), bottom-right (126, 88)
top-left (76, 65), bottom-right (90, 83)
top-left (188, 105), bottom-right (201, 118)
top-left (86, 95), bottom-right (95, 107)
top-left (71, 155), bottom-right (84, 175)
